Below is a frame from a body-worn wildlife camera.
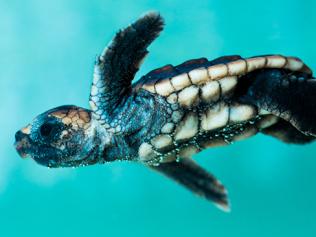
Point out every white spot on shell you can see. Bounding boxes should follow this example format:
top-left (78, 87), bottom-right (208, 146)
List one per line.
top-left (178, 86), bottom-right (199, 107)
top-left (284, 57), bottom-right (304, 71)
top-left (155, 79), bottom-right (174, 96)
top-left (218, 76), bottom-right (237, 95)
top-left (201, 81), bottom-right (220, 103)
top-left (142, 84), bottom-right (156, 93)
top-left (208, 64), bottom-right (228, 80)
top-left (167, 93), bottom-right (177, 104)
top-left (174, 113), bottom-right (199, 141)
top-left (227, 59), bottom-right (247, 76)
top-left (188, 67), bottom-right (209, 85)
top-left (201, 103), bottom-right (229, 131)
top-left (230, 104), bottom-right (256, 122)
top-left (171, 73), bottom-right (192, 91)
top-left (266, 55), bottom-right (287, 68)
top-left (246, 57), bottom-right (267, 73)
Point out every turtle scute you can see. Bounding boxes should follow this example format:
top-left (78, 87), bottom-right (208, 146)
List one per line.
top-left (137, 55), bottom-right (312, 100)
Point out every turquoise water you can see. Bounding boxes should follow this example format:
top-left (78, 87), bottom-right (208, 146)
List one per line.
top-left (1, 0), bottom-right (316, 236)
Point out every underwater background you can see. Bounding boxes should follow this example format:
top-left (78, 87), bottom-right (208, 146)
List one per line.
top-left (1, 0), bottom-right (316, 236)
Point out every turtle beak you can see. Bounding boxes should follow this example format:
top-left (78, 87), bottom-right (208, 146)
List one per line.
top-left (14, 130), bottom-right (31, 159)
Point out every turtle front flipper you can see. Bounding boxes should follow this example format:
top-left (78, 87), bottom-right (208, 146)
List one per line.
top-left (148, 159), bottom-right (229, 212)
top-left (89, 12), bottom-right (164, 122)
top-left (237, 68), bottom-right (316, 137)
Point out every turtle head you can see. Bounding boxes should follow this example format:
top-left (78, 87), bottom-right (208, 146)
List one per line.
top-left (14, 105), bottom-right (105, 168)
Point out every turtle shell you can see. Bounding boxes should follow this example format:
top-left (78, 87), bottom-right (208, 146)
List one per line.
top-left (133, 55), bottom-right (312, 96)
top-left (132, 55), bottom-right (313, 164)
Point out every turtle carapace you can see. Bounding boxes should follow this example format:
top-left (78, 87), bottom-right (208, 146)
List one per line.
top-left (14, 12), bottom-right (316, 211)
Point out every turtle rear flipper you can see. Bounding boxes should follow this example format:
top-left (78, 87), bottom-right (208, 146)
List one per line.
top-left (148, 159), bottom-right (229, 212)
top-left (262, 119), bottom-right (316, 144)
top-left (237, 69), bottom-right (316, 137)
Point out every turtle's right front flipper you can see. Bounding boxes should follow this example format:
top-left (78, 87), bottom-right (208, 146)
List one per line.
top-left (238, 68), bottom-right (316, 137)
top-left (148, 159), bottom-right (229, 212)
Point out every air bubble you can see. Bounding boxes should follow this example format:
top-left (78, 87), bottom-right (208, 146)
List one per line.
top-left (224, 138), bottom-right (229, 143)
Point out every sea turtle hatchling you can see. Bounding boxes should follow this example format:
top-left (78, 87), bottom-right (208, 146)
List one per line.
top-left (14, 12), bottom-right (316, 211)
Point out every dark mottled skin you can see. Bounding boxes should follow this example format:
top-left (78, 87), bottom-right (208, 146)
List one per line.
top-left (14, 12), bottom-right (315, 211)
top-left (102, 89), bottom-right (171, 162)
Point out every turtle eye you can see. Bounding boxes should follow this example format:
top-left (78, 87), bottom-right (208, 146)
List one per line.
top-left (39, 123), bottom-right (55, 138)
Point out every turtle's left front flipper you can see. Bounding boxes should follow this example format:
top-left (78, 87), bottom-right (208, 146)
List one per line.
top-left (238, 68), bottom-right (316, 137)
top-left (148, 159), bottom-right (229, 212)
